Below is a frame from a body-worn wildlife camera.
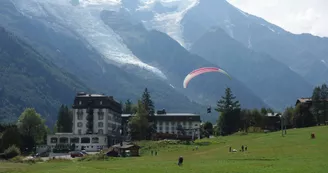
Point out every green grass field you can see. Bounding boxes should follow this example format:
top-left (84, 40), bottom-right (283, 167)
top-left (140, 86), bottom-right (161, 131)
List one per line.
top-left (1, 126), bottom-right (328, 173)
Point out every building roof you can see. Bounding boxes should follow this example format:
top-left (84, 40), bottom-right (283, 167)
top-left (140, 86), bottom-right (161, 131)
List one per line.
top-left (297, 98), bottom-right (312, 103)
top-left (122, 113), bottom-right (201, 122)
top-left (112, 142), bottom-right (140, 149)
top-left (295, 98), bottom-right (328, 106)
top-left (72, 92), bottom-right (122, 113)
top-left (122, 113), bottom-right (200, 117)
top-left (266, 113), bottom-right (281, 117)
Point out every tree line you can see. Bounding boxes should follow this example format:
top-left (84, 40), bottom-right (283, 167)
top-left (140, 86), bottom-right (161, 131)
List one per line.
top-left (282, 84), bottom-right (328, 128)
top-left (2, 84), bottom-right (326, 157)
top-left (0, 108), bottom-right (48, 158)
top-left (200, 87), bottom-right (279, 137)
top-left (122, 88), bottom-right (156, 140)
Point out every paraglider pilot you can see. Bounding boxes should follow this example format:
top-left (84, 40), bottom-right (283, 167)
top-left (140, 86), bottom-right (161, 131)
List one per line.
top-left (178, 156), bottom-right (184, 166)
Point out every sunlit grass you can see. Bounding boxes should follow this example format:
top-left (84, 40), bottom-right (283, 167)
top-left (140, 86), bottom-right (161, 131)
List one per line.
top-left (1, 126), bottom-right (328, 173)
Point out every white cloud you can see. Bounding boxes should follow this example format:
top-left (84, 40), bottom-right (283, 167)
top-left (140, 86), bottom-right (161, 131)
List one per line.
top-left (227, 0), bottom-right (328, 37)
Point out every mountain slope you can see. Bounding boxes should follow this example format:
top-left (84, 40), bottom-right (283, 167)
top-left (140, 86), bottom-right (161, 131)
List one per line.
top-left (0, 0), bottom-right (216, 122)
top-left (0, 26), bottom-right (87, 124)
top-left (181, 0), bottom-right (328, 86)
top-left (190, 28), bottom-right (313, 110)
top-left (100, 9), bottom-right (268, 110)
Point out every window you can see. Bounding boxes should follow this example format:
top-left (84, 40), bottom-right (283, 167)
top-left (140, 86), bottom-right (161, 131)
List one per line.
top-left (98, 129), bottom-right (103, 134)
top-left (100, 101), bottom-right (102, 105)
top-left (77, 122), bottom-right (83, 127)
top-left (50, 138), bottom-right (57, 144)
top-left (81, 137), bottom-right (90, 144)
top-left (165, 121), bottom-right (169, 125)
top-left (78, 114), bottom-right (83, 120)
top-left (70, 138), bottom-right (79, 143)
top-left (166, 127), bottom-right (169, 132)
top-left (92, 137), bottom-right (99, 144)
top-left (108, 123), bottom-right (112, 128)
top-left (98, 114), bottom-right (104, 120)
top-left (78, 129), bottom-right (82, 135)
top-left (98, 122), bottom-right (103, 128)
top-left (189, 122), bottom-right (192, 126)
top-left (79, 101), bottom-right (82, 105)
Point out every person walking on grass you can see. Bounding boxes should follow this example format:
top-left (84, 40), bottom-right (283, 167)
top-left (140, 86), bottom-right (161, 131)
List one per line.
top-left (178, 156), bottom-right (184, 166)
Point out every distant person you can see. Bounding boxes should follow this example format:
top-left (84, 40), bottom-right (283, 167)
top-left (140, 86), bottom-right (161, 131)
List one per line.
top-left (151, 150), bottom-right (153, 156)
top-left (178, 156), bottom-right (184, 166)
top-left (241, 145), bottom-right (244, 152)
top-left (245, 146), bottom-right (248, 151)
top-left (155, 151), bottom-right (157, 156)
top-left (196, 146), bottom-right (198, 150)
top-left (229, 147), bottom-right (232, 152)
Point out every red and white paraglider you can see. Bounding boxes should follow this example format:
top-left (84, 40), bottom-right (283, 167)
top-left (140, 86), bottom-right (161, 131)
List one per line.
top-left (183, 67), bottom-right (231, 88)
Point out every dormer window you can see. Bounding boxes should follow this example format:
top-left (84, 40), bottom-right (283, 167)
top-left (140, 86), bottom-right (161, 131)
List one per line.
top-left (79, 101), bottom-right (82, 105)
top-left (100, 101), bottom-right (102, 105)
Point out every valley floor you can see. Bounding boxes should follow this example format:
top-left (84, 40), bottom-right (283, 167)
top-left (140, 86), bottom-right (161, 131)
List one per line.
top-left (1, 126), bottom-right (328, 173)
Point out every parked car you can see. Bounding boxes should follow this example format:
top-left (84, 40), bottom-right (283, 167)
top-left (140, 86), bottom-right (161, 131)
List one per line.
top-left (70, 151), bottom-right (85, 158)
top-left (81, 151), bottom-right (88, 155)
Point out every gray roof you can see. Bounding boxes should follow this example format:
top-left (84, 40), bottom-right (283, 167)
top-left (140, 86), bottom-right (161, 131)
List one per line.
top-left (112, 142), bottom-right (140, 149)
top-left (122, 113), bottom-right (200, 117)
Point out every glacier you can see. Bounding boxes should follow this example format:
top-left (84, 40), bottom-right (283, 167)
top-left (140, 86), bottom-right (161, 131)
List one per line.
top-left (137, 0), bottom-right (200, 48)
top-left (10, 0), bottom-right (167, 79)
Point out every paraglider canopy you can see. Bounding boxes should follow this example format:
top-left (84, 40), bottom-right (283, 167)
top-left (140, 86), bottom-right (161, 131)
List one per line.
top-left (183, 67), bottom-right (231, 88)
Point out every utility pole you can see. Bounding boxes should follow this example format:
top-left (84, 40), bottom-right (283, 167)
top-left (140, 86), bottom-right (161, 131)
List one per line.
top-left (281, 115), bottom-right (284, 137)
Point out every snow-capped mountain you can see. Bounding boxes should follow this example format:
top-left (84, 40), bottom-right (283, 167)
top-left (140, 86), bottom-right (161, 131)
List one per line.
top-left (2, 0), bottom-right (327, 119)
top-left (9, 0), bottom-right (167, 79)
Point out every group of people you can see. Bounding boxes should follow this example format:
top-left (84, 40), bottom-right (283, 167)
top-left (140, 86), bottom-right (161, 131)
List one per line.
top-left (150, 150), bottom-right (158, 156)
top-left (229, 145), bottom-right (248, 152)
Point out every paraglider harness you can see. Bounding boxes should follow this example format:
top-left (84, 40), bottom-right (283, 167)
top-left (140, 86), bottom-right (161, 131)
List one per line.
top-left (178, 156), bottom-right (184, 166)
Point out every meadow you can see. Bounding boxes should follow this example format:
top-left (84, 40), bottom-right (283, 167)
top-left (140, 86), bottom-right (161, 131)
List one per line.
top-left (1, 126), bottom-right (327, 173)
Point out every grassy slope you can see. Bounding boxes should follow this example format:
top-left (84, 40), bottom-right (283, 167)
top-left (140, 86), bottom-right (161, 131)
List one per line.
top-left (1, 126), bottom-right (328, 173)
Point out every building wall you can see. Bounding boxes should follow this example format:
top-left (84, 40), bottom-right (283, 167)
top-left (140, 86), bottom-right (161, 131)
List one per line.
top-left (122, 114), bottom-right (201, 139)
top-left (72, 108), bottom-right (122, 136)
top-left (156, 121), bottom-right (200, 136)
top-left (47, 134), bottom-right (108, 152)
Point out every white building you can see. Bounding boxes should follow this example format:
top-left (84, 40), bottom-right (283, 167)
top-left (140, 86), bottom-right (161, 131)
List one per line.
top-left (122, 109), bottom-right (201, 139)
top-left (47, 92), bottom-right (122, 152)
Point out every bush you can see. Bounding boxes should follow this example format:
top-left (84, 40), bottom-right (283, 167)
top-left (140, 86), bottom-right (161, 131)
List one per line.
top-left (9, 156), bottom-right (43, 164)
top-left (46, 157), bottom-right (71, 163)
top-left (4, 145), bottom-right (21, 159)
top-left (78, 151), bottom-right (109, 161)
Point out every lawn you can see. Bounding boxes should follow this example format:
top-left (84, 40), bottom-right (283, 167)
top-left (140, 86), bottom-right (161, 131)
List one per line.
top-left (1, 126), bottom-right (327, 173)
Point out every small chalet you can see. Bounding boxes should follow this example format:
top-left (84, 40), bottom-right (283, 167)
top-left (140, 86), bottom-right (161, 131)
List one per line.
top-left (111, 142), bottom-right (140, 157)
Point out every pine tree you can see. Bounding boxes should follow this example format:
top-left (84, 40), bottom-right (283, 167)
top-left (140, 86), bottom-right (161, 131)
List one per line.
top-left (128, 100), bottom-right (149, 140)
top-left (56, 105), bottom-right (65, 132)
top-left (215, 87), bottom-right (241, 136)
top-left (216, 87), bottom-right (240, 113)
top-left (320, 84), bottom-right (328, 124)
top-left (56, 105), bottom-right (73, 133)
top-left (123, 99), bottom-right (133, 114)
top-left (141, 88), bottom-right (155, 116)
top-left (312, 86), bottom-right (321, 125)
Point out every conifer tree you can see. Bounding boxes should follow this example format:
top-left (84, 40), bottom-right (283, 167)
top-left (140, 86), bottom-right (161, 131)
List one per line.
top-left (215, 87), bottom-right (241, 136)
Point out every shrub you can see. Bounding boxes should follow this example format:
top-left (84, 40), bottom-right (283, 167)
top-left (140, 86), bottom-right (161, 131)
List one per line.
top-left (4, 145), bottom-right (21, 159)
top-left (46, 157), bottom-right (71, 163)
top-left (78, 151), bottom-right (109, 161)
